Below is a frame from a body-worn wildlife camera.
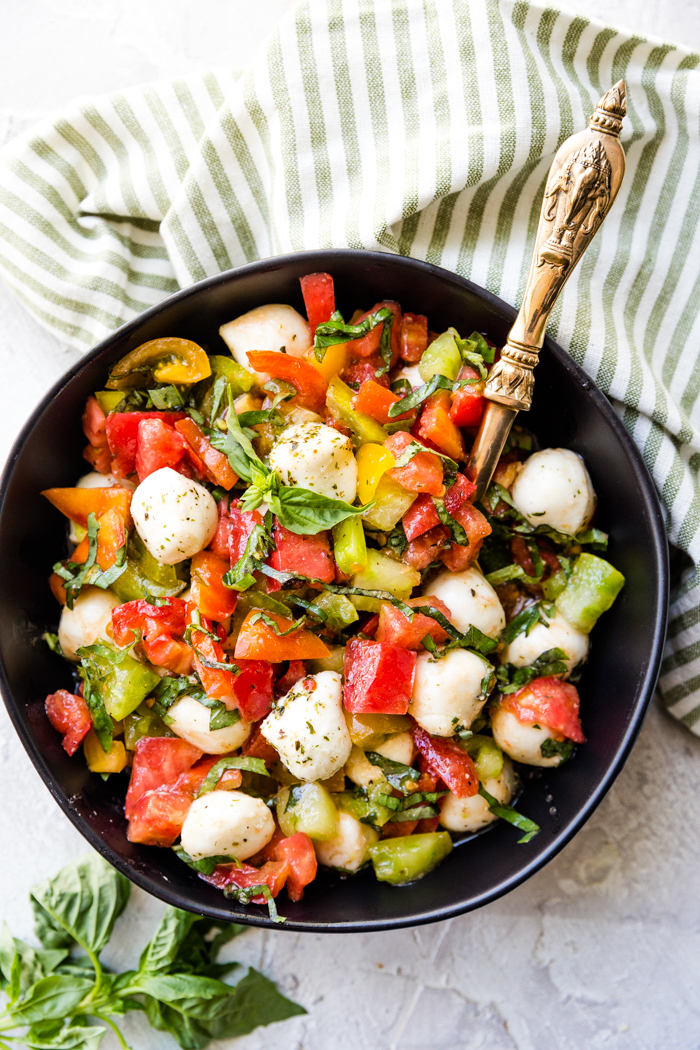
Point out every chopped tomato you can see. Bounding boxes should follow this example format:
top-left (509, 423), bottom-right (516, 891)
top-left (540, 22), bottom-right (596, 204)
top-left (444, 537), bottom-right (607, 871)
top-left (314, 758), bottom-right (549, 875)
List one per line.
top-left (42, 486), bottom-right (132, 529)
top-left (344, 301), bottom-right (401, 365)
top-left (268, 523), bottom-right (334, 584)
top-left (45, 689), bottom-right (92, 756)
top-left (511, 535), bottom-right (536, 577)
top-left (105, 411), bottom-right (187, 477)
top-left (275, 659), bottom-right (306, 698)
top-left (242, 723), bottom-right (280, 764)
top-left (402, 525), bottom-right (449, 570)
top-left (204, 860), bottom-right (290, 903)
top-left (416, 390), bottom-right (466, 461)
top-left (127, 788), bottom-right (193, 847)
top-left (450, 368), bottom-right (486, 428)
top-left (175, 417), bottom-right (238, 489)
top-left (229, 501), bottom-right (264, 563)
top-left (375, 595), bottom-right (453, 650)
top-left (246, 351), bottom-right (328, 414)
top-left (354, 380), bottom-right (413, 425)
top-left (382, 820), bottom-right (418, 838)
top-left (234, 610), bottom-right (331, 662)
top-left (209, 497), bottom-right (233, 559)
top-left (300, 272), bottom-right (335, 335)
top-left (226, 660), bottom-right (275, 722)
top-left (415, 815), bottom-right (440, 834)
top-left (444, 472), bottom-right (475, 514)
top-left (49, 572), bottom-right (68, 606)
top-left (402, 493), bottom-right (440, 541)
top-left (135, 416), bottom-right (190, 482)
top-left (361, 613), bottom-right (379, 637)
top-left (440, 502), bottom-right (491, 572)
top-left (385, 431), bottom-right (445, 497)
top-left (190, 626), bottom-right (240, 700)
top-left (399, 313), bottom-right (428, 363)
top-left (71, 507), bottom-right (125, 571)
top-left (112, 596), bottom-right (187, 646)
top-left (82, 396), bottom-right (111, 474)
top-left (411, 726), bottom-right (478, 798)
top-left (343, 638), bottom-right (416, 714)
top-left (143, 633), bottom-right (194, 675)
top-left (340, 361), bottom-right (390, 389)
top-left (273, 832), bottom-right (318, 901)
top-left (501, 677), bottom-right (585, 743)
top-left (125, 737), bottom-right (202, 820)
top-left (191, 550), bottom-right (237, 621)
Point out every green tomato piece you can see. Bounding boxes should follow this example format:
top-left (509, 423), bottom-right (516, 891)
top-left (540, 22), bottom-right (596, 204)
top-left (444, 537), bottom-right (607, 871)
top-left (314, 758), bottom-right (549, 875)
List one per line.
top-left (555, 552), bottom-right (625, 633)
top-left (124, 704), bottom-right (173, 749)
top-left (352, 549), bottom-right (420, 601)
top-left (326, 375), bottom-right (388, 446)
top-left (418, 329), bottom-right (462, 383)
top-left (464, 735), bottom-right (504, 781)
top-left (277, 782), bottom-right (340, 841)
top-left (332, 516), bottom-right (368, 576)
top-left (307, 646), bottom-right (347, 675)
top-left (369, 832), bottom-right (453, 885)
top-left (96, 654), bottom-right (161, 721)
top-left (361, 475), bottom-right (416, 531)
top-left (541, 569), bottom-right (568, 602)
top-left (94, 390), bottom-right (126, 414)
top-left (334, 790), bottom-right (393, 828)
top-left (110, 557), bottom-right (186, 603)
top-left (315, 591), bottom-right (359, 630)
top-left (197, 355), bottom-right (254, 419)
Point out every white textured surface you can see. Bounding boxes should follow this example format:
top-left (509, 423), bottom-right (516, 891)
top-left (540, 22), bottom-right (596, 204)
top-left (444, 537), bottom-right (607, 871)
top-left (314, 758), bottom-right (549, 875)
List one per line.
top-left (1, 2), bottom-right (700, 1048)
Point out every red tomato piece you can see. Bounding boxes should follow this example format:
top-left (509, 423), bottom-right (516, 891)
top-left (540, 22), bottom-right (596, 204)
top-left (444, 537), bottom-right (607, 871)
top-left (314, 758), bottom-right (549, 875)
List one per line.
top-left (234, 610), bottom-right (331, 662)
top-left (175, 417), bottom-right (238, 489)
top-left (411, 726), bottom-right (478, 799)
top-left (354, 380), bottom-right (413, 425)
top-left (402, 493), bottom-right (440, 542)
top-left (361, 613), bottom-right (379, 637)
top-left (511, 535), bottom-right (536, 577)
top-left (275, 660), bottom-right (307, 698)
top-left (71, 507), bottom-right (126, 571)
top-left (191, 550), bottom-right (237, 621)
top-left (402, 526), bottom-right (450, 570)
top-left (385, 431), bottom-right (445, 497)
top-left (343, 639), bottom-right (416, 714)
top-left (382, 820), bottom-right (418, 838)
top-left (501, 676), bottom-right (585, 743)
top-left (229, 501), bottom-right (264, 563)
top-left (415, 815), bottom-right (440, 834)
top-left (246, 351), bottom-right (328, 414)
top-left (269, 522), bottom-right (334, 584)
top-left (444, 472), bottom-right (476, 514)
top-left (45, 689), bottom-right (92, 756)
top-left (227, 660), bottom-right (275, 722)
top-left (125, 737), bottom-right (202, 820)
top-left (209, 497), bottom-right (233, 559)
top-left (450, 378), bottom-right (486, 428)
top-left (344, 301), bottom-right (401, 364)
top-left (127, 788), bottom-right (193, 847)
top-left (300, 272), bottom-right (335, 335)
top-left (135, 417), bottom-right (190, 482)
top-left (204, 860), bottom-right (290, 902)
top-left (242, 723), bottom-right (280, 764)
top-left (375, 595), bottom-right (453, 651)
top-left (105, 411), bottom-right (187, 477)
top-left (112, 597), bottom-right (187, 646)
top-left (82, 396), bottom-right (112, 474)
top-left (399, 313), bottom-right (428, 363)
top-left (190, 628), bottom-right (240, 700)
top-left (144, 634), bottom-right (194, 676)
top-left (440, 502), bottom-right (492, 572)
top-left (340, 361), bottom-right (390, 389)
top-left (417, 390), bottom-right (466, 461)
top-left (273, 832), bottom-right (318, 901)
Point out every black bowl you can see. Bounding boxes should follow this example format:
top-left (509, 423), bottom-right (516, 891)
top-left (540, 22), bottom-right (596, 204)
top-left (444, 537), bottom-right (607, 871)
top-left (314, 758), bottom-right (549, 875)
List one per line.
top-left (0, 250), bottom-right (668, 931)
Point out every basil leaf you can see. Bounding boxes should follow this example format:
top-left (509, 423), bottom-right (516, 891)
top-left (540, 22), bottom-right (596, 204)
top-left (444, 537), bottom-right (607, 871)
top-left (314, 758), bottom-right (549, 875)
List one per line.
top-left (478, 785), bottom-right (540, 843)
top-left (384, 522), bottom-right (408, 557)
top-left (138, 908), bottom-right (199, 976)
top-left (222, 885), bottom-right (285, 925)
top-left (223, 517), bottom-right (275, 592)
top-left (575, 527), bottom-right (608, 550)
top-left (365, 751), bottom-right (419, 793)
top-left (248, 610), bottom-right (308, 636)
top-left (148, 385), bottom-right (184, 410)
top-left (457, 330), bottom-right (495, 364)
top-left (30, 854), bottom-right (130, 957)
top-left (497, 647), bottom-right (569, 694)
top-left (203, 967), bottom-right (306, 1038)
top-left (432, 498), bottom-right (468, 546)
top-left (313, 307), bottom-right (393, 364)
top-left (23, 1021), bottom-right (106, 1049)
top-left (197, 757), bottom-right (269, 797)
top-left (272, 486), bottom-right (370, 536)
top-left (8, 976), bottom-right (94, 1025)
top-left (172, 848), bottom-right (242, 878)
top-left (151, 675), bottom-right (206, 720)
top-left (392, 439), bottom-right (458, 475)
top-left (208, 704), bottom-right (241, 731)
top-left (500, 603), bottom-right (551, 645)
top-left (209, 389), bottom-right (265, 483)
top-left (408, 604), bottom-right (498, 657)
top-left (540, 737), bottom-right (575, 763)
top-left (387, 373), bottom-right (454, 418)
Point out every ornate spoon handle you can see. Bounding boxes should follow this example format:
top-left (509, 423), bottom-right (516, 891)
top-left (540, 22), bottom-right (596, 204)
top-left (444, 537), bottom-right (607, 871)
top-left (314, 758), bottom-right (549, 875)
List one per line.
top-left (466, 81), bottom-right (627, 500)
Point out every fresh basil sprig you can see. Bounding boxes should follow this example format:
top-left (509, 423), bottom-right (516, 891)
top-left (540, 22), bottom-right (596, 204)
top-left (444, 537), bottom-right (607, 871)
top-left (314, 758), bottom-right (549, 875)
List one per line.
top-left (0, 854), bottom-right (303, 1049)
top-left (240, 467), bottom-right (369, 536)
top-left (478, 785), bottom-right (540, 843)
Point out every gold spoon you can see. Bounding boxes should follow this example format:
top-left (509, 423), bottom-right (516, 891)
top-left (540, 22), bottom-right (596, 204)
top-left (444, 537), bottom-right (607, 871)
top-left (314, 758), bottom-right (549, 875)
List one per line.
top-left (466, 81), bottom-right (628, 501)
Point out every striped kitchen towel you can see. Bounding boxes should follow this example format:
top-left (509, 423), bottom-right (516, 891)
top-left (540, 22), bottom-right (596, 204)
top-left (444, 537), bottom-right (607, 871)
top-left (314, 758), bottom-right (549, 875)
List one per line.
top-left (0, 0), bottom-right (698, 730)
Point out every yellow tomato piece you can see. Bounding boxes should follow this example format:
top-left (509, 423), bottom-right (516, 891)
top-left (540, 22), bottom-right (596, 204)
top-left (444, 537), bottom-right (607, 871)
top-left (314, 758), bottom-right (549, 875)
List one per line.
top-left (106, 338), bottom-right (212, 389)
top-left (356, 443), bottom-right (395, 504)
top-left (83, 730), bottom-right (127, 773)
top-left (305, 343), bottom-right (348, 382)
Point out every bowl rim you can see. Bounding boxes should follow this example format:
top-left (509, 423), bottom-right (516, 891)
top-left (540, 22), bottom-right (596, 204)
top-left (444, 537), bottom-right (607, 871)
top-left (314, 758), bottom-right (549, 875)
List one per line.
top-left (0, 248), bottom-right (670, 932)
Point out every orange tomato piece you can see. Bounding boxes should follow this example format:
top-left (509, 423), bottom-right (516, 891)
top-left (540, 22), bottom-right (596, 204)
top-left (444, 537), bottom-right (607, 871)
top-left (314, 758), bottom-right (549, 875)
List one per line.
top-left (385, 431), bottom-right (445, 497)
top-left (174, 417), bottom-right (238, 490)
top-left (354, 380), bottom-right (413, 425)
top-left (42, 486), bottom-right (132, 528)
top-left (190, 550), bottom-right (238, 621)
top-left (246, 350), bottom-right (328, 414)
top-left (416, 390), bottom-right (466, 461)
top-left (234, 610), bottom-right (331, 661)
top-left (71, 507), bottom-right (126, 570)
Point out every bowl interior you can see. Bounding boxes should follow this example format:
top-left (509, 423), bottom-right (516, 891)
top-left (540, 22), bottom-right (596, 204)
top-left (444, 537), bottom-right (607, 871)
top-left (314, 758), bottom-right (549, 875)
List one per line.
top-left (0, 250), bottom-right (668, 930)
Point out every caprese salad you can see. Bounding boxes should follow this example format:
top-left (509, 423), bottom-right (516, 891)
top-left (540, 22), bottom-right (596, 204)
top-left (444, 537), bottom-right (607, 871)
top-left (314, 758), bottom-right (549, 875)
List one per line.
top-left (42, 272), bottom-right (625, 920)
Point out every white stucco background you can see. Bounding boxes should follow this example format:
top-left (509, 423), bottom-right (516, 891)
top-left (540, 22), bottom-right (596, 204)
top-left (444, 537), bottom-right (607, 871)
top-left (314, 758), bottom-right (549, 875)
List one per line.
top-left (1, 2), bottom-right (699, 1048)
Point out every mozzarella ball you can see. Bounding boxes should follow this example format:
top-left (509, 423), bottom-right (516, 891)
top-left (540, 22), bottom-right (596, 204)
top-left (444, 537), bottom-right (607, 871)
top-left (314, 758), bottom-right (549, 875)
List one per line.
top-left (168, 696), bottom-right (252, 754)
top-left (219, 303), bottom-right (312, 374)
top-left (314, 810), bottom-right (379, 872)
top-left (501, 607), bottom-right (588, 678)
top-left (392, 364), bottom-right (424, 390)
top-left (491, 704), bottom-right (567, 767)
top-left (58, 586), bottom-right (119, 661)
top-left (269, 421), bottom-right (357, 503)
top-left (131, 467), bottom-right (218, 565)
top-left (180, 790), bottom-right (275, 862)
top-left (374, 731), bottom-right (416, 767)
top-left (439, 757), bottom-right (517, 833)
top-left (510, 448), bottom-right (595, 536)
top-left (410, 648), bottom-right (492, 737)
top-left (426, 566), bottom-right (505, 638)
top-left (261, 671), bottom-right (352, 782)
top-left (76, 471), bottom-right (135, 491)
top-left (344, 745), bottom-right (384, 788)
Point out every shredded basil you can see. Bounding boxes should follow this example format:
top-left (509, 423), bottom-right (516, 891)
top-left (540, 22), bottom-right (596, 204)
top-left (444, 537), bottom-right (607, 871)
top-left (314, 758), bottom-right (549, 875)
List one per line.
top-left (478, 784), bottom-right (540, 843)
top-left (197, 756), bottom-right (269, 797)
top-left (172, 845), bottom-right (238, 876)
top-left (223, 882), bottom-right (285, 924)
top-left (496, 647), bottom-right (569, 694)
top-left (42, 631), bottom-right (64, 657)
top-left (365, 751), bottom-right (420, 794)
top-left (432, 497), bottom-right (468, 546)
top-left (540, 737), bottom-right (575, 763)
top-left (313, 307), bottom-right (395, 377)
top-left (224, 514), bottom-right (275, 592)
top-left (385, 522), bottom-right (409, 557)
top-left (248, 610), bottom-right (308, 636)
top-left (208, 704), bottom-right (242, 731)
top-left (148, 385), bottom-right (184, 410)
top-left (54, 513), bottom-right (127, 609)
top-left (500, 602), bottom-right (555, 645)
